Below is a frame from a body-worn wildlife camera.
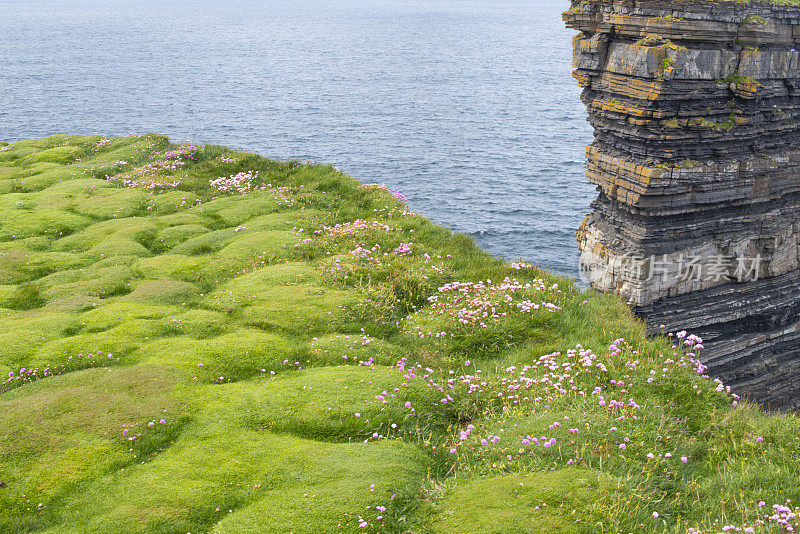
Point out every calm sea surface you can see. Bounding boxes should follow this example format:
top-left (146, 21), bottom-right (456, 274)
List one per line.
top-left (0, 0), bottom-right (594, 278)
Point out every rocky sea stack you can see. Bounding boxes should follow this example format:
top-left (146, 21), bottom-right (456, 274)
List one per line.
top-left (564, 0), bottom-right (800, 410)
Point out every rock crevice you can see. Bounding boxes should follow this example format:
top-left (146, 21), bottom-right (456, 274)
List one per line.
top-left (565, 0), bottom-right (800, 410)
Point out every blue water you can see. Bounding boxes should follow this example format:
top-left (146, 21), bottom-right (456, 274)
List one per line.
top-left (0, 0), bottom-right (594, 278)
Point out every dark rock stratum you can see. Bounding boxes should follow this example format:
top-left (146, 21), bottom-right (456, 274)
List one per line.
top-left (564, 0), bottom-right (800, 410)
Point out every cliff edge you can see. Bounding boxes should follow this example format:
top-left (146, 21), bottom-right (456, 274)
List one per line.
top-left (565, 0), bottom-right (800, 410)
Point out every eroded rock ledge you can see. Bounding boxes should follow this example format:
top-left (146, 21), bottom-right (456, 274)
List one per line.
top-left (564, 0), bottom-right (800, 410)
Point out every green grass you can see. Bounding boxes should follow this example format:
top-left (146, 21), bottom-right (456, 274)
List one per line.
top-left (433, 469), bottom-right (617, 533)
top-left (0, 134), bottom-right (798, 533)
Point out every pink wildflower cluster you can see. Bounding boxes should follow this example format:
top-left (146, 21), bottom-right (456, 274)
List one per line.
top-left (152, 145), bottom-right (197, 161)
top-left (321, 241), bottom-right (417, 276)
top-left (490, 347), bottom-right (617, 406)
top-left (363, 183), bottom-right (407, 202)
top-left (318, 241), bottom-right (448, 293)
top-left (295, 218), bottom-right (402, 263)
top-left (406, 277), bottom-right (561, 337)
top-left (2, 351), bottom-right (115, 392)
top-left (688, 500), bottom-right (799, 533)
top-left (106, 172), bottom-right (181, 190)
top-left (370, 205), bottom-right (416, 218)
top-left (366, 330), bottom-right (739, 469)
top-left (209, 171), bottom-right (258, 195)
top-left (346, 245), bottom-right (386, 265)
top-left (106, 145), bottom-right (196, 189)
top-left (317, 220), bottom-right (396, 239)
top-left (378, 356), bottom-right (575, 465)
top-left (263, 183), bottom-right (298, 207)
top-left (393, 242), bottom-right (413, 256)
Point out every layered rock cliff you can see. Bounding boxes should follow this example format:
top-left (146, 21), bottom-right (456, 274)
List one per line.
top-left (564, 0), bottom-right (800, 410)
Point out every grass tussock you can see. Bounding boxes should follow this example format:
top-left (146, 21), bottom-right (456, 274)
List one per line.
top-left (0, 134), bottom-right (798, 533)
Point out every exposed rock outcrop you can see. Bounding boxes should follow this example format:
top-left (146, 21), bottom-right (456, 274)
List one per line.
top-left (564, 0), bottom-right (800, 410)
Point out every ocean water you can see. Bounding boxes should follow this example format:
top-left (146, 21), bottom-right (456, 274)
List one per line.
top-left (0, 0), bottom-right (594, 278)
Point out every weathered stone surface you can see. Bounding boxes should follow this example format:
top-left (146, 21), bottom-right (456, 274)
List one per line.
top-left (565, 0), bottom-right (800, 410)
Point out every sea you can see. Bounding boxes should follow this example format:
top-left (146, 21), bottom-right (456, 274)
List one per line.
top-left (0, 0), bottom-right (595, 278)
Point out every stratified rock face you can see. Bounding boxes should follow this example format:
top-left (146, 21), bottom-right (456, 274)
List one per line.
top-left (564, 0), bottom-right (800, 410)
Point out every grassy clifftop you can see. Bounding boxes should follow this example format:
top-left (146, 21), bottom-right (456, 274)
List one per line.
top-left (0, 134), bottom-right (798, 533)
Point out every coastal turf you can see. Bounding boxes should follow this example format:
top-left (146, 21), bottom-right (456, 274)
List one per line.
top-left (0, 134), bottom-right (798, 533)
